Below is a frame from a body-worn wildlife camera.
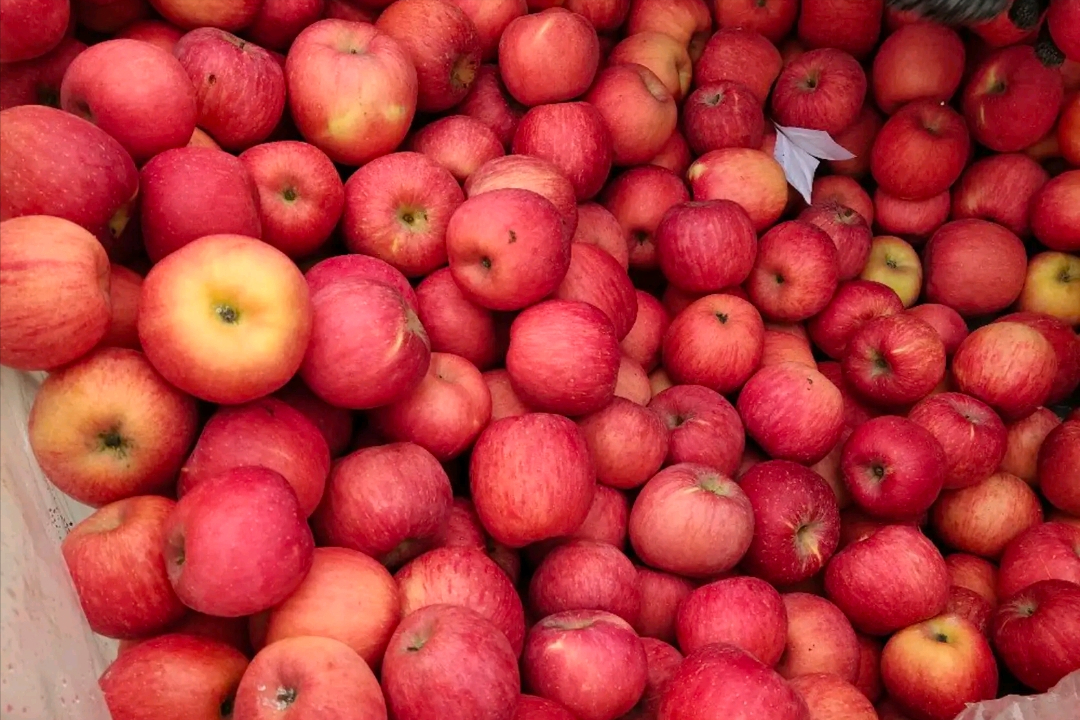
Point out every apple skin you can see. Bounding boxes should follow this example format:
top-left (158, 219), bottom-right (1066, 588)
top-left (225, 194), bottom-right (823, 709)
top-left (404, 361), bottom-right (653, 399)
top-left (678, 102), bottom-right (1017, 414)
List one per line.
top-left (747, 221), bottom-right (840, 323)
top-left (797, 0), bottom-right (882, 59)
top-left (0, 105), bottom-right (139, 251)
top-left (573, 202), bottom-right (630, 270)
top-left (662, 293), bottom-right (765, 395)
top-left (798, 202), bottom-right (872, 282)
top-left (997, 522), bottom-right (1080, 600)
top-left (676, 576), bottom-right (788, 664)
top-left (0, 35), bottom-right (85, 111)
top-left (510, 103), bottom-right (612, 201)
top-left (529, 540), bottom-right (640, 626)
top-left (470, 413), bottom-right (596, 548)
top-left (342, 151), bottom-right (464, 278)
top-left (649, 384), bottom-right (745, 477)
top-left (459, 64), bottom-right (523, 149)
top-left (694, 27), bottom-right (782, 105)
top-left (408, 114), bottom-right (504, 184)
top-left (683, 80), bottom-right (765, 153)
top-left (906, 304), bottom-right (968, 357)
top-left (908, 392), bottom-right (1007, 491)
top-left (931, 471), bottom-right (1043, 560)
top-left (435, 497), bottom-right (522, 583)
top-left (0, 0), bottom-right (69, 64)
top-left (738, 362), bottom-right (846, 466)
top-left (950, 153), bottom-right (1049, 237)
top-left (808, 280), bottom-right (904, 361)
top-left (952, 322), bottom-right (1058, 422)
top-left (1039, 421), bottom-right (1080, 516)
top-left (631, 567), bottom-right (694, 644)
top-left (609, 31), bottom-right (693, 102)
top-left (513, 695), bottom-right (578, 720)
top-left (648, 129), bottom-right (693, 176)
top-left (1030, 170), bottom-right (1080, 253)
top-left (1059, 92), bottom-right (1080, 165)
top-left (656, 199), bottom-right (757, 294)
top-left (285, 19), bottom-right (417, 166)
top-left (962, 45), bottom-right (1064, 153)
top-left (923, 219), bottom-right (1028, 318)
top-left (687, 148), bottom-right (788, 232)
top-left (114, 19), bottom-right (183, 52)
top-left (578, 397), bottom-right (668, 490)
top-left (467, 154), bottom-right (578, 237)
top-left (382, 604), bottom-right (520, 720)
top-left (880, 613), bottom-right (998, 720)
top-left (771, 48), bottom-right (866, 135)
top-left (658, 643), bottom-right (811, 720)
top-left (0, 215), bottom-right (111, 370)
top-left (1019, 251), bottom-right (1080, 328)
top-left (139, 147), bottom-right (262, 262)
top-left (813, 175), bottom-right (875, 226)
top-left (789, 673), bottom-right (877, 720)
top-left (946, 553), bottom-right (999, 610)
top-left (600, 165), bottom-right (690, 270)
top-left (416, 267), bottom-right (503, 371)
top-left (245, 0), bottom-right (325, 51)
top-left (946, 584), bottom-right (993, 635)
top-left (777, 593), bottom-right (860, 682)
top-left (842, 313), bottom-right (947, 408)
top-left (446, 0), bottom-right (527, 61)
top-left (870, 99), bottom-right (970, 202)
top-left (1048, 0), bottom-right (1080, 62)
top-left (713, 0), bottom-right (798, 44)
top-left (626, 0), bottom-right (711, 53)
top-left (992, 579), bottom-right (1080, 692)
top-left (98, 263), bottom-right (143, 352)
top-left (499, 7), bottom-right (600, 107)
top-left (826, 103), bottom-right (881, 178)
top-left (484, 369), bottom-right (533, 422)
top-left (147, 0), bottom-right (260, 30)
top-left (740, 461), bottom-right (842, 585)
top-left (313, 443), bottom-right (452, 567)
top-left (100, 634), bottom-right (249, 720)
top-left (871, 22), bottom-right (965, 114)
top-left (762, 323), bottom-right (816, 369)
top-left (824, 525), bottom-right (950, 635)
top-left (586, 62), bottom-right (678, 167)
top-left (27, 348), bottom-right (198, 507)
top-left (553, 243), bottom-right (638, 340)
top-left (629, 463), bottom-right (754, 578)
top-left (238, 140), bottom-right (345, 260)
top-left (875, 189), bottom-right (952, 243)
top-left (523, 609), bottom-right (648, 720)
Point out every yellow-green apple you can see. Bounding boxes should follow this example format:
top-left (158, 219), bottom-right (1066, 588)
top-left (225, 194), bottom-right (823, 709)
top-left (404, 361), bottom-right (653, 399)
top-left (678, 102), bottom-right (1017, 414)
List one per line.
top-left (684, 79), bottom-right (765, 152)
top-left (798, 202), bottom-right (872, 281)
top-left (523, 609), bottom-right (648, 720)
top-left (860, 235), bottom-right (922, 307)
top-left (116, 19), bottom-right (183, 52)
top-left (470, 413), bottom-right (596, 547)
top-left (274, 378), bottom-right (353, 458)
top-left (676, 576), bottom-right (787, 663)
top-left (139, 148), bottom-right (262, 261)
top-left (842, 313), bottom-right (946, 408)
top-left (633, 566), bottom-right (694, 643)
top-left (825, 525), bottom-right (950, 635)
top-left (407, 114), bottom-right (504, 183)
top-left (285, 19), bottom-right (417, 165)
top-left (586, 62), bottom-right (678, 166)
top-left (871, 22), bottom-right (965, 114)
top-left (771, 48), bottom-right (866, 134)
top-left (693, 27), bottom-right (782, 104)
top-left (996, 312), bottom-right (1080, 404)
top-left (627, 0), bottom-right (712, 57)
top-left (924, 219), bottom-right (1028, 317)
top-left (1018, 251), bottom-right (1080, 327)
top-left (797, 0), bottom-right (882, 59)
top-left (506, 299), bottom-right (620, 416)
top-left (446, 0), bottom-right (526, 61)
top-left (951, 153), bottom-right (1048, 236)
top-left (662, 293), bottom-right (764, 393)
top-left (238, 140), bottom-right (344, 259)
top-left (686, 148), bottom-right (788, 232)
top-left (747, 221), bottom-right (840, 322)
top-left (498, 7), bottom-right (599, 106)
top-left (28, 348), bottom-right (198, 506)
top-left (416, 267), bottom-right (503, 370)
top-left (906, 304), bottom-right (968, 356)
top-left (245, 0), bottom-right (325, 50)
top-left (738, 361), bottom-right (845, 465)
top-left (808, 280), bottom-right (903, 360)
top-left (467, 154), bottom-right (578, 235)
top-left (649, 384), bottom-right (745, 476)
top-left (629, 463), bottom-right (753, 577)
top-left (1030, 170), bottom-right (1080, 253)
top-left (147, 0), bottom-right (260, 30)
top-left (649, 129), bottom-right (693, 175)
top-left (100, 634), bottom-right (248, 720)
top-left (931, 472), bottom-right (1044, 558)
top-left (829, 104), bottom-right (881, 178)
top-left (98, 263), bottom-right (143, 351)
top-left (61, 495), bottom-right (186, 640)
top-left (953, 322), bottom-right (1058, 421)
top-left (513, 695), bottom-right (577, 720)
top-left (252, 547), bottom-right (400, 667)
top-left (790, 673), bottom-right (877, 720)
top-left (553, 243), bottom-right (637, 339)
top-left (0, 105), bottom-right (138, 251)
top-left (992, 579), bottom-right (1080, 692)
top-left (313, 443), bottom-right (452, 566)
top-left (997, 522), bottom-right (1080, 599)
top-left (234, 636), bottom-right (386, 720)
top-left (573, 202), bottom-right (630, 269)
top-left (777, 593), bottom-right (859, 681)
top-left (0, 35), bottom-right (85, 110)
top-left (908, 392), bottom-right (1007, 490)
top-left (458, 64), bottom-right (523, 148)
top-left (1038, 421), bottom-right (1080, 516)
top-left (813, 175), bottom-right (874, 226)
top-left (658, 642), bottom-right (810, 720)
top-left (601, 165), bottom-right (689, 269)
top-left (609, 32), bottom-right (693, 101)
top-left (1059, 92), bottom-right (1080, 165)
top-left (579, 397), bottom-right (668, 490)
top-left (962, 45), bottom-right (1064, 153)
top-left (870, 100), bottom-right (970, 201)
top-left (529, 540), bottom-right (640, 625)
top-left (946, 584), bottom-right (993, 634)
top-left (946, 553), bottom-right (998, 609)
top-left (874, 189), bottom-right (950, 241)
top-left (484, 369), bottom-right (533, 421)
top-left (881, 613), bottom-right (998, 720)
top-left (179, 398), bottom-right (330, 517)
top-left (434, 497), bottom-right (521, 583)
top-left (512, 102), bottom-right (613, 201)
top-left (58, 38), bottom-right (195, 163)
top-left (0, 215), bottom-right (110, 369)
top-left (397, 546), bottom-right (525, 655)
top-left (740, 461), bottom-right (841, 585)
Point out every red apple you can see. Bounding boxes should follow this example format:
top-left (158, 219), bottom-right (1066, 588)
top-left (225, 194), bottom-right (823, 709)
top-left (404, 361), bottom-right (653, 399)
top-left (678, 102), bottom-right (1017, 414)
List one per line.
top-left (998, 521), bottom-right (1080, 600)
top-left (777, 593), bottom-right (860, 681)
top-left (996, 312), bottom-right (1080, 406)
top-left (747, 221), bottom-right (840, 323)
top-left (435, 498), bottom-right (522, 583)
top-left (97, 263), bottom-right (142, 352)
top-left (952, 322), bottom-right (1058, 421)
top-left (634, 566), bottom-right (695, 643)
top-left (951, 153), bottom-right (1049, 237)
top-left (116, 20), bottom-right (183, 52)
top-left (808, 280), bottom-right (904, 360)
top-left (1048, 0), bottom-right (1080, 62)
top-left (586, 62), bottom-right (678, 166)
top-left (713, 0), bottom-right (798, 44)
top-left (873, 189), bottom-right (950, 241)
top-left (323, 0), bottom-right (381, 20)
top-left (244, 0), bottom-right (324, 50)
top-left (771, 48), bottom-right (866, 134)
top-left (649, 384), bottom-right (745, 476)
top-left (662, 293), bottom-right (765, 394)
top-left (458, 63), bottom-right (523, 148)
top-left (446, 0), bottom-right (527, 61)
top-left (923, 219), bottom-right (1028, 317)
top-left (829, 104), bottom-right (882, 178)
top-left (694, 27), bottom-right (782, 105)
top-left (762, 322), bottom-right (817, 369)
top-left (813, 175), bottom-right (875, 226)
top-left (1030, 170), bottom-right (1080, 253)
top-left (818, 360), bottom-right (878, 432)
top-left (147, 0), bottom-right (261, 30)
top-left (1060, 92), bottom-right (1080, 165)
top-left (573, 202), bottom-right (630, 269)
top-left (797, 0), bottom-right (882, 59)
top-left (992, 579), bottom-right (1080, 692)
top-left (798, 202), bottom-right (873, 281)
top-left (932, 471), bottom-right (1044, 559)
top-left (789, 672), bottom-right (877, 720)
top-left (906, 304), bottom-right (968, 356)
top-left (513, 695), bottom-right (577, 720)
top-left (656, 200), bottom-right (756, 294)
top-left (682, 81), bottom-right (764, 154)
top-left (416, 267), bottom-right (503, 371)
top-left (648, 128), bottom-right (693, 175)
top-left (946, 584), bottom-right (993, 635)
top-left (0, 35), bottom-right (85, 111)
top-left (578, 397), bottom-right (668, 490)
top-left (843, 313), bottom-right (946, 409)
top-left (512, 102), bottom-right (613, 201)
top-left (529, 540), bottom-right (640, 625)
top-left (1001, 407), bottom-right (1063, 483)
top-left (600, 165), bottom-right (689, 269)
top-left (0, 0), bottom-right (69, 64)
top-left (908, 392), bottom-right (1007, 491)
top-left (609, 31), bottom-right (693, 101)
top-left (408, 114), bottom-right (504, 183)
top-left (553, 243), bottom-right (637, 340)
top-left (626, 0), bottom-right (711, 55)
top-left (871, 22), bottom-right (965, 114)
top-left (677, 576), bottom-right (787, 664)
top-left (687, 148), bottom-right (789, 232)
top-left (946, 553), bottom-right (999, 609)
top-left (568, 484), bottom-right (630, 548)
top-left (499, 7), bottom-right (600, 106)
top-left (629, 463), bottom-right (753, 578)
top-left (870, 100), bottom-right (970, 201)
top-left (1039, 420), bottom-right (1080, 516)
top-left (484, 369), bottom-right (533, 421)
top-left (564, 0), bottom-right (631, 32)
top-left (466, 154), bottom-right (578, 236)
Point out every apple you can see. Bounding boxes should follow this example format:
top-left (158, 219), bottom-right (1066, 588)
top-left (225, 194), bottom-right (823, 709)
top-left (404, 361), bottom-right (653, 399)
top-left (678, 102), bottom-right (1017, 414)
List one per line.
top-left (1019, 251), bottom-right (1080, 327)
top-left (813, 175), bottom-right (875, 226)
top-left (523, 610), bottom-right (648, 720)
top-left (662, 293), bottom-right (764, 394)
top-left (905, 304), bottom-right (968, 357)
top-left (408, 114), bottom-right (504, 183)
top-left (880, 613), bottom-right (998, 720)
top-left (100, 634), bottom-right (248, 720)
top-left (245, 0), bottom-right (325, 50)
top-left (569, 484), bottom-right (630, 548)
top-left (946, 553), bottom-right (999, 609)
top-left (118, 612), bottom-right (252, 657)
top-left (1039, 421), bottom-right (1080, 516)
top-left (870, 98), bottom-right (970, 201)
top-left (466, 154), bottom-right (578, 236)
top-left (658, 643), bottom-right (810, 720)
top-left (0, 105), bottom-right (139, 251)
top-left (529, 540), bottom-right (640, 626)
top-left (908, 392), bottom-right (1007, 491)
top-left (859, 235), bottom-right (922, 308)
top-left (648, 129), bottom-right (693, 175)
top-left (446, 0), bottom-right (527, 61)
top-left (513, 695), bottom-right (577, 720)
top-left (825, 525), bottom-right (950, 635)
top-left (586, 62), bottom-right (678, 167)
top-left (797, 0), bottom-right (882, 59)
top-left (693, 27), bottom-right (782, 105)
top-left (789, 673), bottom-right (877, 720)
top-left (738, 362), bottom-right (845, 465)
top-left (1059, 92), bottom-right (1080, 165)
top-left (746, 221), bottom-right (840, 323)
top-left (600, 165), bottom-right (689, 269)
top-left (1030, 170), bottom-right (1080, 253)
top-left (0, 35), bottom-right (85, 111)
top-left (873, 189), bottom-right (951, 241)
top-left (828, 104), bottom-right (882, 178)
top-left (762, 323), bottom-right (817, 369)
top-left (649, 384), bottom-right (745, 476)
top-left (416, 268), bottom-right (503, 371)
top-left (115, 20), bottom-right (184, 52)
top-left (459, 64), bottom-right (523, 148)
top-left (146, 0), bottom-right (260, 30)
top-left (841, 313), bottom-right (946, 409)
top-left (771, 48), bottom-right (866, 134)
top-left (818, 361), bottom-right (879, 432)
top-left (946, 584), bottom-right (994, 635)
top-left (499, 8), bottom-right (600, 106)
top-left (629, 463), bottom-right (753, 578)
top-left (871, 22), bottom-right (965, 114)
top-left (619, 637), bottom-right (683, 719)
top-left (435, 498), bottom-right (522, 583)
top-left (383, 604), bottom-right (519, 720)
top-left (238, 141), bottom-right (345, 260)
top-left (342, 151), bottom-right (463, 278)
top-left (0, 0), bottom-right (69, 64)
top-left (512, 103), bottom-right (613, 203)
top-left (609, 32), bottom-right (693, 101)
top-left (932, 471), bottom-right (1043, 560)
top-left (484, 369), bottom-right (533, 421)
top-left (286, 19), bottom-right (417, 165)
top-left (808, 280), bottom-right (903, 360)
top-left (962, 45), bottom-right (1064, 153)
top-left (626, 0), bottom-right (710, 55)
top-left (470, 413), bottom-right (595, 548)
top-left (687, 148), bottom-right (789, 232)
top-left (578, 397), bottom-right (668, 490)
top-left (619, 355), bottom-right (659, 404)
top-left (323, 0), bottom-right (382, 20)
top-left (1048, 0), bottom-right (1080, 61)
top-left (657, 201), bottom-right (756, 296)
top-left (923, 219), bottom-right (1029, 318)
top-left (992, 579), bottom-right (1080, 692)
top-left (633, 567), bottom-right (695, 643)
top-left (28, 348), bottom-right (198, 507)
top-left (740, 460), bottom-right (842, 585)
top-left (998, 521), bottom-right (1080, 600)
top-left (97, 263), bottom-right (142, 352)
top-left (573, 202), bottom-right (631, 269)
top-left (798, 202), bottom-right (873, 281)
top-left (677, 576), bottom-right (787, 664)
top-left (777, 593), bottom-right (859, 682)
top-left (553, 243), bottom-right (637, 340)
top-left (951, 153), bottom-right (1049, 237)
top-left (952, 322), bottom-right (1058, 421)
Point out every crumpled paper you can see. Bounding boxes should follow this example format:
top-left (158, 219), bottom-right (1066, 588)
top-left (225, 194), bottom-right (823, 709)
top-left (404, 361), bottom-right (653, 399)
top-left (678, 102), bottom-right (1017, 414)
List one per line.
top-left (771, 123), bottom-right (856, 205)
top-left (954, 672), bottom-right (1080, 720)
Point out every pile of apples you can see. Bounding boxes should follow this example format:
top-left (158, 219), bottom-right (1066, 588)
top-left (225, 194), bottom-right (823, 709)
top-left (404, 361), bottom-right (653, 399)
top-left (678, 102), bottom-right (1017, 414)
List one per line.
top-left (2, 0), bottom-right (1080, 719)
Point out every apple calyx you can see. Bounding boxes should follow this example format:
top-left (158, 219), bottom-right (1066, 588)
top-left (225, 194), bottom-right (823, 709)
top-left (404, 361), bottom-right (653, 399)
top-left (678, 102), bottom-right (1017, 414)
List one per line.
top-left (274, 686), bottom-right (298, 710)
top-left (219, 696), bottom-right (234, 719)
top-left (215, 304), bottom-right (241, 325)
top-left (452, 56), bottom-right (478, 90)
